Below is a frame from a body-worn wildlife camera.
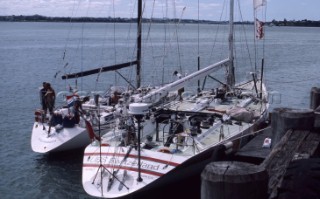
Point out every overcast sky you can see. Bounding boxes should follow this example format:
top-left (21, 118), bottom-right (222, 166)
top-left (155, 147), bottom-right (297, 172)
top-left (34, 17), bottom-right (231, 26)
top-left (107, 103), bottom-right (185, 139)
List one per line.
top-left (0, 0), bottom-right (319, 21)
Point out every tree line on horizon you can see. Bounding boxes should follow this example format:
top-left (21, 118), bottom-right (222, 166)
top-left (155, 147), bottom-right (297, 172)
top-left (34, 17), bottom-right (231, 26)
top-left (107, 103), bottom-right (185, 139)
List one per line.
top-left (0, 15), bottom-right (319, 27)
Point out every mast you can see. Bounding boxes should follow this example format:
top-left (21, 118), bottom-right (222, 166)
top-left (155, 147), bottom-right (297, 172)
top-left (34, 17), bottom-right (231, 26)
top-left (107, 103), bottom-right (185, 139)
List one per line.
top-left (136, 0), bottom-right (142, 88)
top-left (227, 0), bottom-right (235, 88)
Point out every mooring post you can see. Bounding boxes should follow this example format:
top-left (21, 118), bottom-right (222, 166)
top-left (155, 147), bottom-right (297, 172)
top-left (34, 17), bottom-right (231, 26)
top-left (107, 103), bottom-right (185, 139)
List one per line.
top-left (310, 87), bottom-right (320, 131)
top-left (310, 87), bottom-right (320, 110)
top-left (271, 108), bottom-right (315, 148)
top-left (201, 161), bottom-right (268, 199)
top-left (314, 111), bottom-right (320, 131)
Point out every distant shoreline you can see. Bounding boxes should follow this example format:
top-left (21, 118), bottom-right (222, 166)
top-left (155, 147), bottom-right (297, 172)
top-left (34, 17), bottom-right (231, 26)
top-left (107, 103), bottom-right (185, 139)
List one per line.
top-left (0, 15), bottom-right (319, 27)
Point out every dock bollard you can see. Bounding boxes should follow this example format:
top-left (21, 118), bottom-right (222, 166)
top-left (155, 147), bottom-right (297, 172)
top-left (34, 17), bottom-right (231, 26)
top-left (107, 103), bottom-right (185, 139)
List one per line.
top-left (201, 161), bottom-right (268, 199)
top-left (310, 87), bottom-right (320, 110)
top-left (271, 108), bottom-right (314, 148)
top-left (314, 109), bottom-right (320, 131)
top-left (310, 87), bottom-right (320, 131)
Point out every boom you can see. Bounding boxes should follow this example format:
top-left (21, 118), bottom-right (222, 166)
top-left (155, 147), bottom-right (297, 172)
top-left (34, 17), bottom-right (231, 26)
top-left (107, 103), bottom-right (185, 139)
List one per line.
top-left (139, 58), bottom-right (230, 104)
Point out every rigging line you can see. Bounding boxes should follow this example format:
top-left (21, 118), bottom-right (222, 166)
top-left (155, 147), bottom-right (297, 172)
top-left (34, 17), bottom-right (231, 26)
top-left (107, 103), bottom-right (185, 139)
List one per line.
top-left (197, 0), bottom-right (200, 91)
top-left (162, 1), bottom-right (181, 77)
top-left (156, 0), bottom-right (170, 86)
top-left (125, 4), bottom-right (134, 62)
top-left (112, 0), bottom-right (117, 64)
top-left (145, 0), bottom-right (159, 83)
top-left (158, 2), bottom-right (187, 83)
top-left (197, 0), bottom-right (200, 57)
top-left (209, 0), bottom-right (227, 63)
top-left (99, 25), bottom-right (110, 68)
top-left (145, 0), bottom-right (156, 42)
top-left (112, 0), bottom-right (118, 87)
top-left (236, 0), bottom-right (254, 73)
top-left (64, 8), bottom-right (86, 88)
top-left (150, 11), bottom-right (168, 77)
top-left (176, 6), bottom-right (186, 74)
top-left (59, 0), bottom-right (81, 89)
top-left (226, 126), bottom-right (271, 143)
top-left (150, 1), bottom-right (181, 87)
top-left (96, 0), bottom-right (119, 89)
top-left (162, 0), bottom-right (169, 85)
top-left (123, 0), bottom-right (137, 87)
top-left (62, 0), bottom-right (80, 61)
top-left (172, 0), bottom-right (179, 71)
top-left (238, 123), bottom-right (247, 147)
top-left (114, 70), bottom-right (136, 90)
top-left (123, 3), bottom-right (137, 84)
top-left (96, 3), bottom-right (114, 82)
top-left (79, 0), bottom-right (94, 91)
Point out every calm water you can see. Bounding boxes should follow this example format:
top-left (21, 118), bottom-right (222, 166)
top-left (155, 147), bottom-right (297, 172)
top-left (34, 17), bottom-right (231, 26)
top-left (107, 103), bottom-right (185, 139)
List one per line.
top-left (0, 22), bottom-right (319, 199)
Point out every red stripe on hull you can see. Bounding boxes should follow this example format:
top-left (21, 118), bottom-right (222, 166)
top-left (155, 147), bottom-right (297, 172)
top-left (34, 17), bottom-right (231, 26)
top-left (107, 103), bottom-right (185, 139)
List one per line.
top-left (84, 152), bottom-right (180, 167)
top-left (83, 164), bottom-right (164, 177)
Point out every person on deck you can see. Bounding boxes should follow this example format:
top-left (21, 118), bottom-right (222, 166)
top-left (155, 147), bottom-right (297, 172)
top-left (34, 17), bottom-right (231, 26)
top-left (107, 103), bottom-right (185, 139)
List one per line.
top-left (73, 96), bottom-right (84, 124)
top-left (40, 82), bottom-right (47, 112)
top-left (44, 83), bottom-right (56, 115)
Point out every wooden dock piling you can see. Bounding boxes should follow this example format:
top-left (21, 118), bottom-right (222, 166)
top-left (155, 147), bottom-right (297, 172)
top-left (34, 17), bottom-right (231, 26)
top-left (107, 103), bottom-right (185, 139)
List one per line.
top-left (310, 87), bottom-right (320, 110)
top-left (201, 87), bottom-right (320, 199)
top-left (311, 87), bottom-right (320, 130)
top-left (201, 161), bottom-right (268, 199)
top-left (261, 129), bottom-right (320, 198)
top-left (271, 108), bottom-right (314, 148)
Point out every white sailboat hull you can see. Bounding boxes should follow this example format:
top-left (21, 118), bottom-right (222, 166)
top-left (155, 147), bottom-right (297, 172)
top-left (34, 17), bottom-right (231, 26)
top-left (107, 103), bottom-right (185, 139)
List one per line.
top-left (82, 98), bottom-right (268, 198)
top-left (31, 122), bottom-right (90, 153)
top-left (82, 146), bottom-right (188, 198)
